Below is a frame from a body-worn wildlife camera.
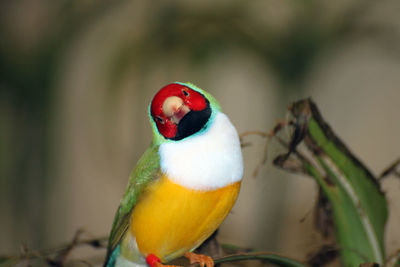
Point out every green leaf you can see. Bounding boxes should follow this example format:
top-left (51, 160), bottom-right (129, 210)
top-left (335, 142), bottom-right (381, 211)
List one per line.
top-left (274, 99), bottom-right (388, 267)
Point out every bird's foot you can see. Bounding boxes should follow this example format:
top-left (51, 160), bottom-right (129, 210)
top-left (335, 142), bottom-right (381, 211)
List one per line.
top-left (184, 252), bottom-right (214, 267)
top-left (146, 254), bottom-right (182, 267)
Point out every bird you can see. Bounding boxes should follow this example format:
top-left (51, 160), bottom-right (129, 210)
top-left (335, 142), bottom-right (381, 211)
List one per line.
top-left (104, 82), bottom-right (243, 267)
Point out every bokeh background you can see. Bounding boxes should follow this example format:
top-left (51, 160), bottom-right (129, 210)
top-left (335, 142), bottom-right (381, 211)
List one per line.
top-left (1, 0), bottom-right (400, 265)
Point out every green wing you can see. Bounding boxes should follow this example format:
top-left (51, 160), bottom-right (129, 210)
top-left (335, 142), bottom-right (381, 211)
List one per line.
top-left (105, 144), bottom-right (161, 263)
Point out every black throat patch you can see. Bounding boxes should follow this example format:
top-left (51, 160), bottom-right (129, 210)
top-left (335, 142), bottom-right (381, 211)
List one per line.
top-left (171, 99), bottom-right (211, 141)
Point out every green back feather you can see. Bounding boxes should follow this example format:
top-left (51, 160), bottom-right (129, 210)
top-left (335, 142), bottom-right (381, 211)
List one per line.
top-left (104, 144), bottom-right (161, 265)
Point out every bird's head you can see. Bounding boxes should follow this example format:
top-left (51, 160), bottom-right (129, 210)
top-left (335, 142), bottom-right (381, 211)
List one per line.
top-left (149, 82), bottom-right (220, 143)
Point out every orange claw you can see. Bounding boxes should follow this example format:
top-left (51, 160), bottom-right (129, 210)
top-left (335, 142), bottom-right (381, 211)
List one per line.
top-left (184, 252), bottom-right (214, 267)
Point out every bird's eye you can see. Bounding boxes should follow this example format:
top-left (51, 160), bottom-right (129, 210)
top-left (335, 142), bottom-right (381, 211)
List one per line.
top-left (182, 89), bottom-right (189, 97)
top-left (155, 116), bottom-right (164, 124)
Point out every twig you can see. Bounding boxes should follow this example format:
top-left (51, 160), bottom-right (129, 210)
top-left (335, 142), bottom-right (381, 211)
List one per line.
top-left (54, 228), bottom-right (85, 265)
top-left (239, 130), bottom-right (270, 139)
top-left (188, 252), bottom-right (306, 267)
top-left (379, 158), bottom-right (400, 180)
top-left (239, 120), bottom-right (290, 177)
top-left (0, 234), bottom-right (108, 266)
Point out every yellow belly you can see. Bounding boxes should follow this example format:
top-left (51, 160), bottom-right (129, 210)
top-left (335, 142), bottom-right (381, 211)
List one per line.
top-left (129, 175), bottom-right (241, 262)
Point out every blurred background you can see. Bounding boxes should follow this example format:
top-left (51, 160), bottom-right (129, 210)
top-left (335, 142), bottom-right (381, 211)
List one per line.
top-left (1, 0), bottom-right (400, 265)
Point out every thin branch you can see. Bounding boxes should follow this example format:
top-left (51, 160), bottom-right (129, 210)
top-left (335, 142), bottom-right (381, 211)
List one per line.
top-left (379, 158), bottom-right (400, 180)
top-left (0, 234), bottom-right (108, 265)
top-left (188, 252), bottom-right (306, 267)
top-left (240, 120), bottom-right (290, 177)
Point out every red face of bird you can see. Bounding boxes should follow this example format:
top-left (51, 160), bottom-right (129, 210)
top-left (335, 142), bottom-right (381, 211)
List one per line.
top-left (150, 83), bottom-right (211, 140)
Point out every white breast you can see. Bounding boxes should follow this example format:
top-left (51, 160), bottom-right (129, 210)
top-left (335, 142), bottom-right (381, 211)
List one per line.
top-left (159, 112), bottom-right (243, 190)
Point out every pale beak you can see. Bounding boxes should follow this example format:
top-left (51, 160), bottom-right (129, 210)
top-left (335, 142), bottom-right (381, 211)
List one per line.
top-left (162, 96), bottom-right (191, 124)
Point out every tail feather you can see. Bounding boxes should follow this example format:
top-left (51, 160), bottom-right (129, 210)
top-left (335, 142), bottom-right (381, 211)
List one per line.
top-left (104, 245), bottom-right (120, 267)
top-left (104, 237), bottom-right (147, 267)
